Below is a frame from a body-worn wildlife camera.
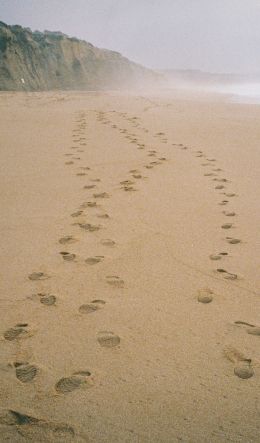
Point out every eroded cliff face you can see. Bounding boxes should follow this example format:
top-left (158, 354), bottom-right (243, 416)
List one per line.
top-left (0, 21), bottom-right (157, 91)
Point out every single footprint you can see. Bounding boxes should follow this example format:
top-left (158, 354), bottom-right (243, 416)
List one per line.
top-left (226, 237), bottom-right (241, 244)
top-left (78, 301), bottom-right (105, 314)
top-left (39, 293), bottom-right (56, 306)
top-left (85, 256), bottom-right (104, 265)
top-left (76, 173), bottom-right (87, 176)
top-left (97, 214), bottom-right (110, 219)
top-left (0, 410), bottom-right (76, 440)
top-left (97, 331), bottom-right (120, 348)
top-left (28, 272), bottom-right (49, 281)
top-left (77, 223), bottom-right (100, 232)
top-left (223, 346), bottom-right (254, 379)
top-left (84, 185), bottom-right (96, 190)
top-left (3, 324), bottom-right (29, 341)
top-left (219, 200), bottom-right (229, 206)
top-left (106, 276), bottom-right (124, 288)
top-left (60, 252), bottom-right (76, 262)
top-left (65, 161), bottom-right (74, 165)
top-left (122, 185), bottom-right (136, 192)
top-left (59, 235), bottom-right (77, 245)
top-left (225, 193), bottom-right (236, 197)
top-left (120, 180), bottom-right (135, 185)
top-left (213, 178), bottom-right (228, 183)
top-left (197, 288), bottom-right (213, 304)
top-left (215, 185), bottom-right (225, 190)
top-left (14, 362), bottom-right (38, 383)
top-left (234, 321), bottom-right (260, 336)
top-left (80, 201), bottom-right (97, 208)
top-left (55, 371), bottom-right (92, 393)
top-left (209, 252), bottom-right (228, 260)
top-left (221, 223), bottom-right (233, 229)
top-left (101, 239), bottom-right (116, 247)
top-left (133, 174), bottom-right (142, 179)
top-left (216, 268), bottom-right (237, 280)
top-left (223, 211), bottom-right (236, 217)
top-left (93, 192), bottom-right (109, 199)
top-left (71, 211), bottom-right (83, 218)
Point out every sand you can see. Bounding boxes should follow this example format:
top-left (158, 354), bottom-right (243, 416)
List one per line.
top-left (0, 90), bottom-right (259, 442)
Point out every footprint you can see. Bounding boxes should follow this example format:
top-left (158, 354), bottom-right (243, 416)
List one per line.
top-left (97, 214), bottom-right (110, 219)
top-left (106, 276), bottom-right (124, 288)
top-left (120, 180), bottom-right (135, 185)
top-left (97, 331), bottom-right (120, 348)
top-left (215, 185), bottom-right (225, 190)
top-left (60, 252), bottom-right (76, 262)
top-left (91, 299), bottom-right (106, 305)
top-left (0, 410), bottom-right (76, 440)
top-left (247, 327), bottom-right (260, 336)
top-left (85, 256), bottom-right (103, 265)
top-left (223, 347), bottom-right (254, 379)
top-left (59, 235), bottom-right (77, 245)
top-left (223, 211), bottom-right (236, 217)
top-left (14, 362), bottom-right (38, 383)
top-left (225, 193), bottom-right (236, 197)
top-left (221, 223), bottom-right (233, 229)
top-left (78, 223), bottom-right (100, 232)
top-left (226, 237), bottom-right (241, 244)
top-left (39, 294), bottom-right (56, 306)
top-left (145, 165), bottom-right (153, 169)
top-left (55, 371), bottom-right (92, 393)
top-left (132, 174), bottom-right (142, 179)
top-left (101, 239), bottom-right (115, 247)
top-left (197, 288), bottom-right (213, 303)
top-left (234, 321), bottom-right (260, 336)
top-left (216, 268), bottom-right (237, 280)
top-left (65, 161), bottom-right (74, 165)
top-left (122, 185), bottom-right (136, 192)
top-left (76, 173), bottom-right (87, 176)
top-left (78, 301), bottom-right (105, 314)
top-left (28, 272), bottom-right (49, 281)
top-left (213, 178), bottom-right (228, 183)
top-left (3, 324), bottom-right (29, 341)
top-left (80, 201), bottom-right (97, 208)
top-left (93, 192), bottom-right (109, 199)
top-left (71, 211), bottom-right (83, 218)
top-left (219, 200), bottom-right (229, 206)
top-left (84, 185), bottom-right (96, 190)
top-left (209, 253), bottom-right (228, 260)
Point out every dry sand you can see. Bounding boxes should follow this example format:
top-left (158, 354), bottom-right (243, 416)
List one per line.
top-left (0, 90), bottom-right (259, 442)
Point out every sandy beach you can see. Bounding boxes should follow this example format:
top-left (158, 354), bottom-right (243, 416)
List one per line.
top-left (0, 90), bottom-right (260, 442)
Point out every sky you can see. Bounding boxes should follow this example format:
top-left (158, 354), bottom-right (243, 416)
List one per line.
top-left (1, 0), bottom-right (260, 74)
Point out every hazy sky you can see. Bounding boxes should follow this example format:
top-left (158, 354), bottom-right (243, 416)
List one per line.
top-left (1, 0), bottom-right (260, 73)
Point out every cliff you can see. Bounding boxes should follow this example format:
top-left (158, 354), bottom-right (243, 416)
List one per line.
top-left (0, 21), bottom-right (158, 91)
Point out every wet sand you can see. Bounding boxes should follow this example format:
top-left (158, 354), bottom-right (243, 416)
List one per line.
top-left (0, 90), bottom-right (260, 442)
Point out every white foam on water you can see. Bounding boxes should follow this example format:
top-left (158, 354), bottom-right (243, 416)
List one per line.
top-left (211, 83), bottom-right (260, 104)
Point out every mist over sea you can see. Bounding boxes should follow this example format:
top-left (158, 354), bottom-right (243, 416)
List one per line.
top-left (212, 82), bottom-right (260, 104)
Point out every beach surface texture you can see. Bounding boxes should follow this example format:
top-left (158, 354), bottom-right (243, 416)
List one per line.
top-left (0, 90), bottom-right (259, 442)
